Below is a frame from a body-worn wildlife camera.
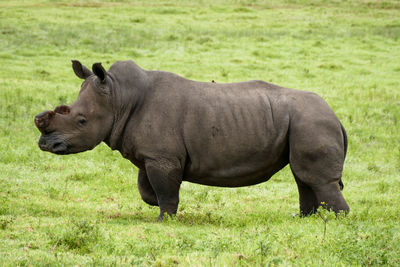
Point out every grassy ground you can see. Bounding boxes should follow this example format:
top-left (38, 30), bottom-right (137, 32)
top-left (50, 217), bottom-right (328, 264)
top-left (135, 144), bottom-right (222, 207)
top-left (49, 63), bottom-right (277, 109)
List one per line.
top-left (1, 0), bottom-right (400, 265)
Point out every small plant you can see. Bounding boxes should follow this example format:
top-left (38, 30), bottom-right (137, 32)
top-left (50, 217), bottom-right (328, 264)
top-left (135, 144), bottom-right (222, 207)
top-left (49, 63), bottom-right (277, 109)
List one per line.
top-left (315, 202), bottom-right (336, 242)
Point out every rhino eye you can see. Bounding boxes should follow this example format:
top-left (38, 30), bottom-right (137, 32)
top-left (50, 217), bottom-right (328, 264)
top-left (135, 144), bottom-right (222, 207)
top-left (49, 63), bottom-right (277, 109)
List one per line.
top-left (78, 118), bottom-right (87, 125)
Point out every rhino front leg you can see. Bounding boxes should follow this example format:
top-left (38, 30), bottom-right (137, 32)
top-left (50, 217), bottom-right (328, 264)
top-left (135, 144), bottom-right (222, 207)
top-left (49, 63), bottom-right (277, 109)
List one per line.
top-left (137, 169), bottom-right (158, 206)
top-left (145, 159), bottom-right (182, 221)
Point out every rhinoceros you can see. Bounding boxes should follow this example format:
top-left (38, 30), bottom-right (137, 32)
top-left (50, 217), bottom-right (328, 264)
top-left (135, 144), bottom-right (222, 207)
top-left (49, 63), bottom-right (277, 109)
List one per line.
top-left (35, 60), bottom-right (350, 220)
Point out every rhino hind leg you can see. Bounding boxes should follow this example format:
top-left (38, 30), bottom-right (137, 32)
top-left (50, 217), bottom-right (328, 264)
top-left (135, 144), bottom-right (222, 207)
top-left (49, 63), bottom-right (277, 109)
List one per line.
top-left (311, 182), bottom-right (350, 214)
top-left (289, 130), bottom-right (350, 215)
top-left (293, 174), bottom-right (319, 216)
top-left (138, 169), bottom-right (159, 206)
top-left (291, 161), bottom-right (350, 215)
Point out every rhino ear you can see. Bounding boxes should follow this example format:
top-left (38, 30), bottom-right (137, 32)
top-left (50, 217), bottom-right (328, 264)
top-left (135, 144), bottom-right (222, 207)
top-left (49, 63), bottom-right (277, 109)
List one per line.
top-left (92, 62), bottom-right (107, 83)
top-left (72, 60), bottom-right (92, 79)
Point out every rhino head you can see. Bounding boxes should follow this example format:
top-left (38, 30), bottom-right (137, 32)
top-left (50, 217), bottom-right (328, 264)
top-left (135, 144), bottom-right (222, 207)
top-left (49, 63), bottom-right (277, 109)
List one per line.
top-left (34, 61), bottom-right (114, 154)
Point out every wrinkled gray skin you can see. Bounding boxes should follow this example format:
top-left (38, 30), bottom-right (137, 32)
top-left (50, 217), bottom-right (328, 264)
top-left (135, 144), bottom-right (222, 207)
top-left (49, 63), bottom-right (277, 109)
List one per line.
top-left (35, 60), bottom-right (350, 220)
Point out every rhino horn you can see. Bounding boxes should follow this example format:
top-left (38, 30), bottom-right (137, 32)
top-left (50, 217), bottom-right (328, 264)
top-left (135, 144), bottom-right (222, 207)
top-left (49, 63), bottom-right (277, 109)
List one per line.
top-left (54, 105), bottom-right (70, 115)
top-left (34, 110), bottom-right (55, 133)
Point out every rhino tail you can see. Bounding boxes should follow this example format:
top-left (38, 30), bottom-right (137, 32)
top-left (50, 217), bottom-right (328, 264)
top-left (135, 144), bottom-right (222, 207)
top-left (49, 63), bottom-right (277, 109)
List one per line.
top-left (339, 122), bottom-right (348, 191)
top-left (341, 122), bottom-right (348, 160)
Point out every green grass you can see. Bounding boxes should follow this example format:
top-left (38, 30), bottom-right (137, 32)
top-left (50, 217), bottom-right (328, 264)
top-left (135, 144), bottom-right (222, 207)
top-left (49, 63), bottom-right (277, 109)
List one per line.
top-left (1, 0), bottom-right (400, 265)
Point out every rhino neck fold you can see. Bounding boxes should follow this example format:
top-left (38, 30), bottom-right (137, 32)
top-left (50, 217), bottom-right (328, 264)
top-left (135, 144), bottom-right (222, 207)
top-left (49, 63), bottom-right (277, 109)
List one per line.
top-left (106, 87), bottom-right (142, 151)
top-left (107, 108), bottom-right (133, 151)
top-left (103, 61), bottom-right (149, 151)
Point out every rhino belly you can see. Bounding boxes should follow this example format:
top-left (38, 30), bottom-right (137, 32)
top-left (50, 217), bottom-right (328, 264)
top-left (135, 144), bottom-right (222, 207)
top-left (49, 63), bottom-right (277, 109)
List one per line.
top-left (182, 133), bottom-right (289, 187)
top-left (183, 156), bottom-right (288, 187)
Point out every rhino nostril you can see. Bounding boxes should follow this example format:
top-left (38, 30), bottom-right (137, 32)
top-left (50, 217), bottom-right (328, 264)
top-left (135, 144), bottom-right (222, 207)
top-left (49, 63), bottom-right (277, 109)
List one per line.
top-left (38, 137), bottom-right (48, 147)
top-left (52, 142), bottom-right (62, 150)
top-left (51, 141), bottom-right (68, 154)
top-left (38, 138), bottom-right (50, 151)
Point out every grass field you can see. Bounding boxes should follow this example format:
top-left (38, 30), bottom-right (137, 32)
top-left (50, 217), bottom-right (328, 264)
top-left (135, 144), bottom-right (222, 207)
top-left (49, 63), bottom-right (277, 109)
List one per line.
top-left (1, 0), bottom-right (400, 266)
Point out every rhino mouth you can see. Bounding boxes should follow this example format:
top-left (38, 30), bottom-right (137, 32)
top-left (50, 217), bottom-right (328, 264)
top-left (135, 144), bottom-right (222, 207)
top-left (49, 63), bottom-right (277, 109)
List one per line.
top-left (38, 134), bottom-right (69, 155)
